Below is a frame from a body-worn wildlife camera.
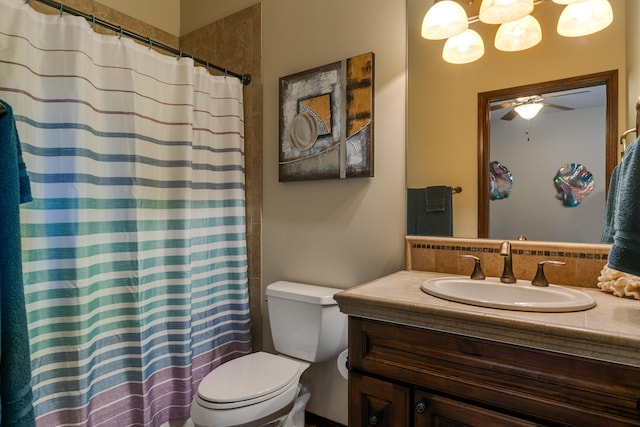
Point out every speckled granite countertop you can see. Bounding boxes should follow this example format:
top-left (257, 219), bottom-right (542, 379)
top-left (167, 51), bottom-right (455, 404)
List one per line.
top-left (334, 270), bottom-right (640, 367)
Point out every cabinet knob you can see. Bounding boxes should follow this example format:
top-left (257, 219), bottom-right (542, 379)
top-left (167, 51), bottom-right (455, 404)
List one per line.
top-left (415, 401), bottom-right (427, 413)
top-left (368, 415), bottom-right (379, 425)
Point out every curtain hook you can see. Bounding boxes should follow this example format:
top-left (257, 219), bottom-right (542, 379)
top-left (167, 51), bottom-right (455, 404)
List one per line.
top-left (148, 37), bottom-right (153, 50)
top-left (205, 61), bottom-right (209, 72)
top-left (59, 3), bottom-right (63, 17)
top-left (119, 26), bottom-right (123, 39)
top-left (176, 50), bottom-right (182, 61)
top-left (224, 69), bottom-right (228, 79)
top-left (90, 15), bottom-right (96, 29)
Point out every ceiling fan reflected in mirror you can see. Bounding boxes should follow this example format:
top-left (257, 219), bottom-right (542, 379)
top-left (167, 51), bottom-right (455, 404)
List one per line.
top-left (491, 90), bottom-right (590, 121)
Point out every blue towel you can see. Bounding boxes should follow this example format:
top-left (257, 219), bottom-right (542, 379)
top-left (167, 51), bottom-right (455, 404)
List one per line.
top-left (600, 164), bottom-right (619, 243)
top-left (0, 100), bottom-right (35, 426)
top-left (425, 186), bottom-right (447, 213)
top-left (407, 186), bottom-right (453, 236)
top-left (608, 136), bottom-right (640, 276)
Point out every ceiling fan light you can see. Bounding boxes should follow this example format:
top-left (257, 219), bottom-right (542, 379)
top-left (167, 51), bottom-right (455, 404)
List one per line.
top-left (557, 0), bottom-right (613, 37)
top-left (442, 29), bottom-right (485, 64)
top-left (514, 102), bottom-right (544, 120)
top-left (421, 1), bottom-right (469, 40)
top-left (494, 15), bottom-right (542, 52)
top-left (479, 0), bottom-right (534, 25)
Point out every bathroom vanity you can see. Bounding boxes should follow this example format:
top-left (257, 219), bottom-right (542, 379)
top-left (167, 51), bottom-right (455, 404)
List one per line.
top-left (334, 270), bottom-right (640, 426)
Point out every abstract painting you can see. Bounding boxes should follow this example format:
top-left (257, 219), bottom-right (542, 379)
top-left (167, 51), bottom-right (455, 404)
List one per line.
top-left (279, 52), bottom-right (374, 181)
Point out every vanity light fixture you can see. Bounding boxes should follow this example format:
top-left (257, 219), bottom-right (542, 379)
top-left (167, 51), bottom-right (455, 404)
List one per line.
top-left (556, 0), bottom-right (613, 37)
top-left (421, 0), bottom-right (614, 64)
top-left (443, 29), bottom-right (485, 64)
top-left (421, 0), bottom-right (469, 40)
top-left (479, 0), bottom-right (534, 25)
top-left (514, 102), bottom-right (544, 120)
top-left (494, 14), bottom-right (542, 51)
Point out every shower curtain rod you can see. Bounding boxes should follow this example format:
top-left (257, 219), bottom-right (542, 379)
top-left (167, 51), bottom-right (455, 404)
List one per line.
top-left (27, 0), bottom-right (252, 85)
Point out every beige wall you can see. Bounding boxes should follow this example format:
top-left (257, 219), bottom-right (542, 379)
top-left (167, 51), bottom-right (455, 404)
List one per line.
top-left (407, 0), bottom-right (627, 238)
top-left (262, 0), bottom-right (407, 292)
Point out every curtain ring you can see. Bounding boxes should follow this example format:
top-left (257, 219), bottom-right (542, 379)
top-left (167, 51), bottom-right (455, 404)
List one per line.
top-left (90, 15), bottom-right (96, 29)
top-left (148, 37), bottom-right (153, 50)
top-left (224, 69), bottom-right (228, 79)
top-left (205, 61), bottom-right (209, 72)
top-left (59, 3), bottom-right (63, 17)
top-left (119, 26), bottom-right (123, 39)
top-left (176, 50), bottom-right (182, 61)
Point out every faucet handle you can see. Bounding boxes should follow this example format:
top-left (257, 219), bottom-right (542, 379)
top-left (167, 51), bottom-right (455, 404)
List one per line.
top-left (459, 255), bottom-right (485, 280)
top-left (531, 260), bottom-right (565, 287)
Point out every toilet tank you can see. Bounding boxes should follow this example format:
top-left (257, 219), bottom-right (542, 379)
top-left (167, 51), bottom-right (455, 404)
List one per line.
top-left (266, 281), bottom-right (347, 363)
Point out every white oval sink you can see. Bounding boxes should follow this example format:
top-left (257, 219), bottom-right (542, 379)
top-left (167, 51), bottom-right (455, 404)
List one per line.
top-left (421, 277), bottom-right (596, 312)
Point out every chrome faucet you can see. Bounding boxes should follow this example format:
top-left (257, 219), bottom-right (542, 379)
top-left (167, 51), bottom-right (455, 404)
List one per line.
top-left (499, 241), bottom-right (516, 283)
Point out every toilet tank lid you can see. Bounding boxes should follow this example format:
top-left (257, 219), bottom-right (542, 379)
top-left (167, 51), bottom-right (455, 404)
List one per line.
top-left (266, 281), bottom-right (343, 305)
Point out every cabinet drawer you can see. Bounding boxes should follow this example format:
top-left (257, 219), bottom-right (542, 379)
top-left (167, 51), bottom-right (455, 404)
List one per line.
top-left (349, 317), bottom-right (640, 426)
top-left (414, 389), bottom-right (539, 427)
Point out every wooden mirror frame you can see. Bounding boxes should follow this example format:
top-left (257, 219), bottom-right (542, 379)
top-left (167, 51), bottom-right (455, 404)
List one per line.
top-left (477, 70), bottom-right (619, 238)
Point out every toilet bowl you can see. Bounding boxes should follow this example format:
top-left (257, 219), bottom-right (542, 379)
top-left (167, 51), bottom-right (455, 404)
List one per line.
top-left (191, 352), bottom-right (309, 427)
top-left (190, 281), bottom-right (347, 427)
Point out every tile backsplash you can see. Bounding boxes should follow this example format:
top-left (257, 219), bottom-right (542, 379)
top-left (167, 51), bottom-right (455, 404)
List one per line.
top-left (405, 236), bottom-right (610, 288)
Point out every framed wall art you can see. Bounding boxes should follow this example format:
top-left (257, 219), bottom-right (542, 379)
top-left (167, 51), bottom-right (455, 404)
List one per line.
top-left (279, 52), bottom-right (374, 181)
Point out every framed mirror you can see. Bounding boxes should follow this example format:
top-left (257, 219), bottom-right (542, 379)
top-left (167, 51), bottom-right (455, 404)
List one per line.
top-left (478, 71), bottom-right (618, 241)
top-left (407, 0), bottom-right (634, 243)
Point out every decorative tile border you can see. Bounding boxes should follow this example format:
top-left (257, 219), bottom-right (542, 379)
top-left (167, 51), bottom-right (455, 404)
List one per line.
top-left (410, 243), bottom-right (608, 261)
top-left (405, 236), bottom-right (611, 288)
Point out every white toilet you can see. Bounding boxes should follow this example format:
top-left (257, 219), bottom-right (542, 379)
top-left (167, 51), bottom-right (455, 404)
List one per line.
top-left (190, 281), bottom-right (348, 427)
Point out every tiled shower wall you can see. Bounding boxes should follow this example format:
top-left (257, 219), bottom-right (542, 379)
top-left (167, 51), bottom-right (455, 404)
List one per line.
top-left (28, 1), bottom-right (264, 351)
top-left (406, 236), bottom-right (610, 288)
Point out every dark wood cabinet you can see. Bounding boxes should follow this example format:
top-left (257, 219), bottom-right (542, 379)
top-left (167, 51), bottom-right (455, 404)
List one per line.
top-left (348, 317), bottom-right (640, 427)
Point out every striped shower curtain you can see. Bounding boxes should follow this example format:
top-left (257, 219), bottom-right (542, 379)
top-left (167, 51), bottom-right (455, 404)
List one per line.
top-left (0, 0), bottom-right (252, 425)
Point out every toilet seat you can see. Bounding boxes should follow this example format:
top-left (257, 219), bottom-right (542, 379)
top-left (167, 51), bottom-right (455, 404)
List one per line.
top-left (196, 352), bottom-right (303, 410)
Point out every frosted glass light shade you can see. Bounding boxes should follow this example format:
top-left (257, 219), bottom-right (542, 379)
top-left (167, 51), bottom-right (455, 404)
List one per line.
top-left (421, 1), bottom-right (469, 40)
top-left (495, 15), bottom-right (542, 51)
top-left (515, 103), bottom-right (544, 120)
top-left (557, 0), bottom-right (613, 37)
top-left (442, 29), bottom-right (485, 64)
top-left (479, 0), bottom-right (534, 25)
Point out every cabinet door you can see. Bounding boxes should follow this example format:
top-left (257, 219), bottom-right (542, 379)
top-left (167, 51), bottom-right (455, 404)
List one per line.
top-left (350, 372), bottom-right (410, 427)
top-left (413, 390), bottom-right (540, 427)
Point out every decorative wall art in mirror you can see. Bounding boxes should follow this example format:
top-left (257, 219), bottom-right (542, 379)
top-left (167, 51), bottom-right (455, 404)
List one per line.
top-left (406, 0), bottom-right (638, 243)
top-left (478, 71), bottom-right (618, 242)
top-left (278, 52), bottom-right (374, 182)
